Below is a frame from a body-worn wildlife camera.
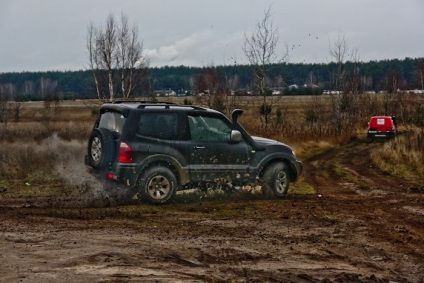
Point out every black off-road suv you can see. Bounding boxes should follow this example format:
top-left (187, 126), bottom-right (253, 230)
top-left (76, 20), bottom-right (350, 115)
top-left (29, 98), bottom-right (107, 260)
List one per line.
top-left (85, 101), bottom-right (302, 204)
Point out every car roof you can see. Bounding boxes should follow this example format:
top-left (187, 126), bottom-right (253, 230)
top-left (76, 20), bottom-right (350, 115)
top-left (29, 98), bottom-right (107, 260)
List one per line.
top-left (370, 116), bottom-right (393, 119)
top-left (99, 101), bottom-right (220, 117)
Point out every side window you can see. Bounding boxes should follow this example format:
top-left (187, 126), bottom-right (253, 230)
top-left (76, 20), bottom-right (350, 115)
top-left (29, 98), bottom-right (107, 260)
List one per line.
top-left (137, 112), bottom-right (177, 140)
top-left (98, 112), bottom-right (126, 133)
top-left (188, 115), bottom-right (231, 141)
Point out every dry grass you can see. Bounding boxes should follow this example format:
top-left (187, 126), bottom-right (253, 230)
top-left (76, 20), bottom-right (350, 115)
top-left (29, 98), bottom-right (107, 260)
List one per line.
top-left (0, 95), bottom-right (423, 198)
top-left (370, 125), bottom-right (424, 185)
top-left (0, 134), bottom-right (90, 199)
top-left (0, 101), bottom-right (95, 197)
top-left (0, 121), bottom-right (93, 142)
top-left (290, 140), bottom-right (334, 160)
top-left (0, 134), bottom-right (85, 178)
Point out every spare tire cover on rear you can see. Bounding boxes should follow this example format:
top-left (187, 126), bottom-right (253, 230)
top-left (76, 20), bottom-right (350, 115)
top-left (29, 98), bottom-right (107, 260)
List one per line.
top-left (88, 128), bottom-right (115, 170)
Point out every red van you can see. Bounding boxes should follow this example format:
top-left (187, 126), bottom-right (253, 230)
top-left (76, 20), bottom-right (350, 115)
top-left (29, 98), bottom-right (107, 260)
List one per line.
top-left (367, 116), bottom-right (397, 142)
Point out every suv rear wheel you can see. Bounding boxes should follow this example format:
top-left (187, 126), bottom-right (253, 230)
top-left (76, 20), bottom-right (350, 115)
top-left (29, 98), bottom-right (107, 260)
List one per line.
top-left (262, 162), bottom-right (290, 198)
top-left (88, 128), bottom-right (115, 170)
top-left (138, 167), bottom-right (177, 204)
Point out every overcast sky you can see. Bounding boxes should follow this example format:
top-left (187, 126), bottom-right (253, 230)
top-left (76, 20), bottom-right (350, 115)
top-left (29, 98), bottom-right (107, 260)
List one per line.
top-left (0, 0), bottom-right (423, 73)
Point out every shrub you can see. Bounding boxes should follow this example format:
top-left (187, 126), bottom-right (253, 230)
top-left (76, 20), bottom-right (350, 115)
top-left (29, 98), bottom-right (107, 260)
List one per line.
top-left (183, 98), bottom-right (192, 105)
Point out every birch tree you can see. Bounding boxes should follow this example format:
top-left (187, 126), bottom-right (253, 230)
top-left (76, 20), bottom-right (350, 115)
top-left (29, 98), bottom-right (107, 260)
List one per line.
top-left (87, 14), bottom-right (149, 102)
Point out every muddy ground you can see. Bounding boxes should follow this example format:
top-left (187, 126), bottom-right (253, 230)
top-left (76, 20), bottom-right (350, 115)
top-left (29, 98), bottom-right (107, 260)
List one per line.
top-left (0, 140), bottom-right (423, 283)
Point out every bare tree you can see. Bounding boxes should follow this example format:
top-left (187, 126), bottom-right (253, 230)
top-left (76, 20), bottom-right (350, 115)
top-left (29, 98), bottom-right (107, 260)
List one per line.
top-left (224, 73), bottom-right (240, 117)
top-left (328, 33), bottom-right (347, 135)
top-left (414, 59), bottom-right (424, 91)
top-left (328, 33), bottom-right (362, 136)
top-left (10, 101), bottom-right (24, 122)
top-left (87, 14), bottom-right (149, 102)
top-left (193, 67), bottom-right (226, 112)
top-left (329, 33), bottom-right (349, 92)
top-left (345, 47), bottom-right (362, 94)
top-left (243, 5), bottom-right (288, 127)
top-left (0, 85), bottom-right (10, 133)
top-left (38, 77), bottom-right (61, 122)
top-left (8, 85), bottom-right (24, 122)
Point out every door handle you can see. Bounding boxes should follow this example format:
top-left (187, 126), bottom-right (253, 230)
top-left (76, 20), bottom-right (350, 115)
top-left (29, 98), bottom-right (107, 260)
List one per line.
top-left (194, 146), bottom-right (205, 149)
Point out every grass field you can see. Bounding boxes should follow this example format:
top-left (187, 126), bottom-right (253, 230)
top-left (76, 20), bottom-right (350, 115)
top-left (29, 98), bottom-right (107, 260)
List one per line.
top-left (1, 95), bottom-right (423, 282)
top-left (0, 94), bottom-right (423, 196)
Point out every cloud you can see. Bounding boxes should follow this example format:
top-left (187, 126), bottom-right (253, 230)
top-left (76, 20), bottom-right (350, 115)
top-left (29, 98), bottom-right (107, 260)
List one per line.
top-left (145, 30), bottom-right (248, 67)
top-left (146, 31), bottom-right (214, 66)
top-left (1, 0), bottom-right (423, 72)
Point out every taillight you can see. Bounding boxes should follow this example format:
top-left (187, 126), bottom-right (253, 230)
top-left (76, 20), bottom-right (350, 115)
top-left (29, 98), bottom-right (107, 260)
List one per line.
top-left (119, 142), bottom-right (133, 163)
top-left (106, 173), bottom-right (117, 180)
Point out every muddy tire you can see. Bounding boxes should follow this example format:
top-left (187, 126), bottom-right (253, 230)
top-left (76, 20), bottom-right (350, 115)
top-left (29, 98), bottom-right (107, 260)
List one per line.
top-left (88, 128), bottom-right (115, 170)
top-left (262, 162), bottom-right (290, 198)
top-left (138, 167), bottom-right (177, 204)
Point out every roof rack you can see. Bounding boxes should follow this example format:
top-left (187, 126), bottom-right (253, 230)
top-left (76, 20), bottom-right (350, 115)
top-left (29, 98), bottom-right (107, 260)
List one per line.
top-left (113, 100), bottom-right (176, 105)
top-left (187, 105), bottom-right (206, 110)
top-left (136, 104), bottom-right (207, 110)
top-left (137, 104), bottom-right (172, 109)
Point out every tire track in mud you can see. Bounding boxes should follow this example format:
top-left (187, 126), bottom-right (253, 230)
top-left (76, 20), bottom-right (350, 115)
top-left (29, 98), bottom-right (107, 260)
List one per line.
top-left (302, 140), bottom-right (424, 283)
top-left (0, 140), bottom-right (423, 282)
top-left (303, 140), bottom-right (419, 197)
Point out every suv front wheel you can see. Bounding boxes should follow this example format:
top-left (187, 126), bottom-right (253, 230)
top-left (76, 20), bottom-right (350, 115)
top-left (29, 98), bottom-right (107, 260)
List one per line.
top-left (262, 162), bottom-right (290, 198)
top-left (138, 167), bottom-right (178, 204)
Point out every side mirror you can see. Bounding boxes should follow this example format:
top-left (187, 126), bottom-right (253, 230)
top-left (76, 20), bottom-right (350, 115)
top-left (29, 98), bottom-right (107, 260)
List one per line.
top-left (230, 130), bottom-right (242, 142)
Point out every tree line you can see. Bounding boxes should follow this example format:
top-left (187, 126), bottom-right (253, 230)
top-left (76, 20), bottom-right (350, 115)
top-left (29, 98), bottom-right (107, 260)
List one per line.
top-left (0, 57), bottom-right (423, 102)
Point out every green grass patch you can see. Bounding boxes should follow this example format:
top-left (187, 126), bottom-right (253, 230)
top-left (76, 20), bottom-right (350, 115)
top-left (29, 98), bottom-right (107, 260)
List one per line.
top-left (332, 163), bottom-right (348, 178)
top-left (290, 178), bottom-right (316, 195)
top-left (321, 214), bottom-right (339, 224)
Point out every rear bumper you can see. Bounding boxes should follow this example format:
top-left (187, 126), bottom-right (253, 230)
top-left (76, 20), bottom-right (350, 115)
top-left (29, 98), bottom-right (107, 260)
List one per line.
top-left (84, 155), bottom-right (138, 188)
top-left (367, 131), bottom-right (395, 139)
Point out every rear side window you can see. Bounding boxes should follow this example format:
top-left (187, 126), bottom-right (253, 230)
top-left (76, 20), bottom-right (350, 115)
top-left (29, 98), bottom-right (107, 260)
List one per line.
top-left (98, 111), bottom-right (126, 133)
top-left (137, 112), bottom-right (177, 140)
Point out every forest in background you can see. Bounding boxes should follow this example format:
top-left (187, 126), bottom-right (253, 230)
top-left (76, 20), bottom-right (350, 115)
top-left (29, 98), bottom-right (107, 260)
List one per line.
top-left (0, 57), bottom-right (423, 101)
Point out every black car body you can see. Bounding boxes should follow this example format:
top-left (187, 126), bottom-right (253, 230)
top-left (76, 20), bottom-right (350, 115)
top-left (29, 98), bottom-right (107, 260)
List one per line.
top-left (85, 102), bottom-right (302, 204)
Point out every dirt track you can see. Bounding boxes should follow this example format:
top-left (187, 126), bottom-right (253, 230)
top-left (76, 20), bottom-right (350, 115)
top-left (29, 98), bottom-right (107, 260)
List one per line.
top-left (0, 141), bottom-right (423, 282)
